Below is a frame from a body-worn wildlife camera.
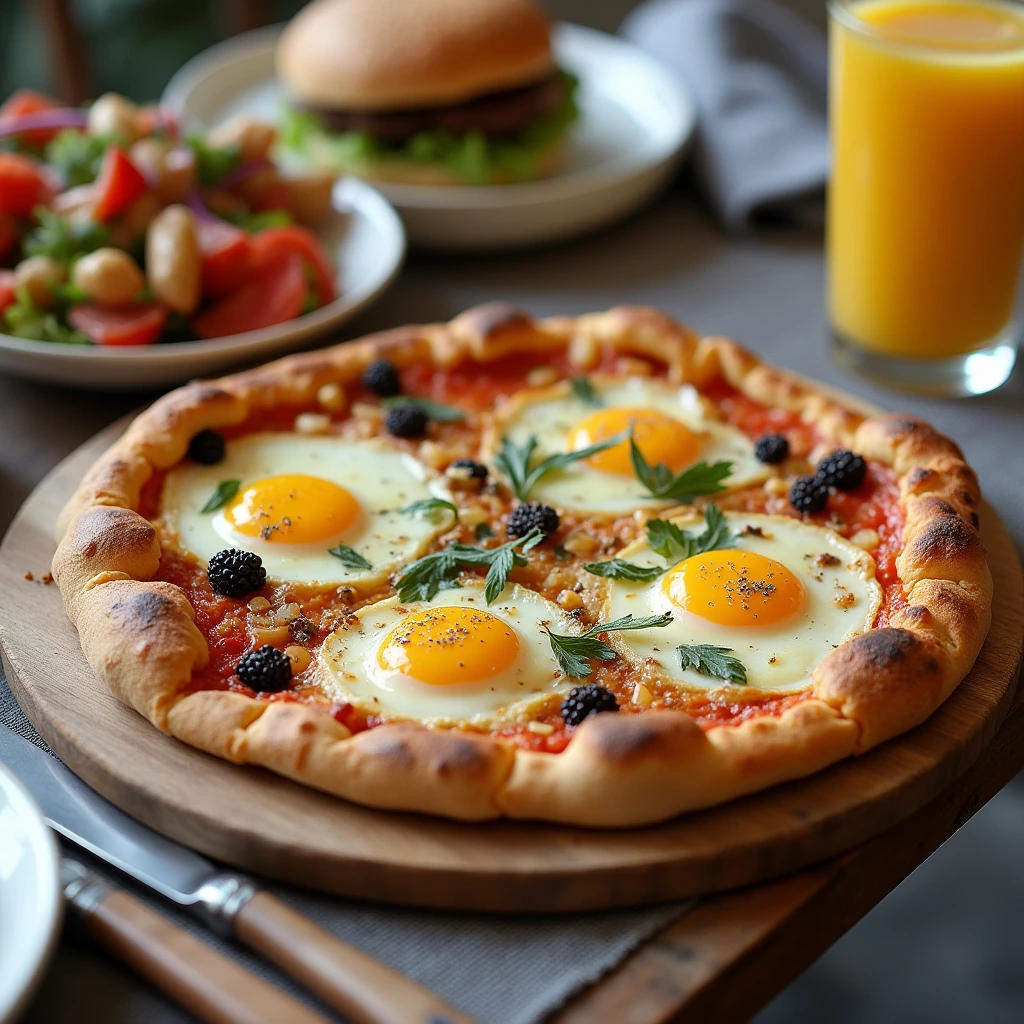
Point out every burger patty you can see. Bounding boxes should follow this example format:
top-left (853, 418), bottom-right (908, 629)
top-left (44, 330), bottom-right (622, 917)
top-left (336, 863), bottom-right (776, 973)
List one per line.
top-left (302, 73), bottom-right (567, 144)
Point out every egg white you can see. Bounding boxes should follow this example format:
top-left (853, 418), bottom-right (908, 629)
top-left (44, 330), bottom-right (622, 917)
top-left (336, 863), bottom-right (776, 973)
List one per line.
top-left (601, 513), bottom-right (882, 693)
top-left (318, 581), bottom-right (582, 725)
top-left (487, 377), bottom-right (770, 513)
top-left (161, 433), bottom-right (451, 587)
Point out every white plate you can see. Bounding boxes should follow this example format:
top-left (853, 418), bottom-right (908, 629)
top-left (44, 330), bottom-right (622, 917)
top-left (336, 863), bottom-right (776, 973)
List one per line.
top-left (163, 23), bottom-right (696, 250)
top-left (0, 763), bottom-right (61, 1024)
top-left (0, 177), bottom-right (405, 389)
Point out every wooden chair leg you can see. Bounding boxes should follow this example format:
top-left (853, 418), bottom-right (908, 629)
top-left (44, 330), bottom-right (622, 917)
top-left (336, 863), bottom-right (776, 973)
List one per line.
top-left (34, 0), bottom-right (92, 105)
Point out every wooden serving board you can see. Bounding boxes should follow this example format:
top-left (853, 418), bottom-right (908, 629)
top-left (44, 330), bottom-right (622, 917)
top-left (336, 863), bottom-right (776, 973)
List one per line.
top-left (1, 422), bottom-right (1021, 913)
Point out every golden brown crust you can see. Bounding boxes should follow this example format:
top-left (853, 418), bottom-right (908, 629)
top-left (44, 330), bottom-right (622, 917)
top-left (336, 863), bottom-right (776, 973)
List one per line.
top-left (53, 305), bottom-right (992, 827)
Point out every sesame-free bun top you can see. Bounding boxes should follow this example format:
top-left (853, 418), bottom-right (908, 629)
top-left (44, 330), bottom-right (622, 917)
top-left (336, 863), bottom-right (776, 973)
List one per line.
top-left (277, 0), bottom-right (555, 112)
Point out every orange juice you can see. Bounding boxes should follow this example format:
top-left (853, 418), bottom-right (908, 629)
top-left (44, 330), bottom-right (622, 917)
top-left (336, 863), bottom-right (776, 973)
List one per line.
top-left (828, 0), bottom-right (1024, 361)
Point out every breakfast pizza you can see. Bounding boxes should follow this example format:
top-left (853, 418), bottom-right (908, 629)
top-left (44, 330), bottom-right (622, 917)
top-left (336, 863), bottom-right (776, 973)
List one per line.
top-left (52, 305), bottom-right (992, 826)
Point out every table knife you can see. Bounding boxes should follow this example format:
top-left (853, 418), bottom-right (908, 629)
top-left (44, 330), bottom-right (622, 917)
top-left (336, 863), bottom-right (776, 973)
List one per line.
top-left (61, 855), bottom-right (330, 1024)
top-left (1, 725), bottom-right (474, 1024)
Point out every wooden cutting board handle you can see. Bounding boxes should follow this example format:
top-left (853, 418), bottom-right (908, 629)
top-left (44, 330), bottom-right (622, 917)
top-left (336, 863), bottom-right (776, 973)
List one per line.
top-left (88, 888), bottom-right (330, 1024)
top-left (234, 890), bottom-right (476, 1024)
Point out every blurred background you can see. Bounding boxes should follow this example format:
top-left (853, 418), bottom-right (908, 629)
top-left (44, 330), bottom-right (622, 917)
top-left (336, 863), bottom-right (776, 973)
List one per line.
top-left (2, 1), bottom-right (1022, 1021)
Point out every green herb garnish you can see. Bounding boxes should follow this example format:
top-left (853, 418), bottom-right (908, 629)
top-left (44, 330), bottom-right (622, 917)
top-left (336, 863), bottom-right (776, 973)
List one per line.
top-left (44, 129), bottom-right (121, 187)
top-left (380, 395), bottom-right (465, 423)
top-left (186, 135), bottom-right (241, 185)
top-left (395, 528), bottom-right (543, 605)
top-left (328, 545), bottom-right (373, 570)
top-left (544, 613), bottom-right (674, 678)
top-left (630, 435), bottom-right (732, 504)
top-left (676, 644), bottom-right (748, 686)
top-left (582, 558), bottom-right (664, 582)
top-left (646, 503), bottom-right (740, 563)
top-left (2, 286), bottom-right (89, 345)
top-left (399, 498), bottom-right (459, 524)
top-left (474, 522), bottom-right (495, 541)
top-left (584, 504), bottom-right (739, 580)
top-left (201, 480), bottom-right (241, 513)
top-left (23, 207), bottom-right (109, 265)
top-left (570, 376), bottom-right (602, 407)
top-left (494, 431), bottom-right (628, 502)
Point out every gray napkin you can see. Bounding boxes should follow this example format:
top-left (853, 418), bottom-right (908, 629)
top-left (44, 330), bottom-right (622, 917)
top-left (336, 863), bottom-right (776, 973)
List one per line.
top-left (622, 0), bottom-right (828, 230)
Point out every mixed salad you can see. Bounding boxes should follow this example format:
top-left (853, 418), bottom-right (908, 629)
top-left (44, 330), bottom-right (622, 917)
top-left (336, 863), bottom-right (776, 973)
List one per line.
top-left (0, 89), bottom-right (338, 346)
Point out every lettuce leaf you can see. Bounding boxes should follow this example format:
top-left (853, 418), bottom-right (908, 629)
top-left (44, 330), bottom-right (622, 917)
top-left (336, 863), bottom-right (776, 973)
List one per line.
top-left (281, 71), bottom-right (579, 185)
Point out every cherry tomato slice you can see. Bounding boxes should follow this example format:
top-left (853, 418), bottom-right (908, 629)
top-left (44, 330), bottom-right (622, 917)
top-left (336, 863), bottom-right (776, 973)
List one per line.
top-left (91, 145), bottom-right (148, 222)
top-left (67, 302), bottom-right (167, 346)
top-left (250, 225), bottom-right (336, 306)
top-left (197, 218), bottom-right (253, 298)
top-left (0, 153), bottom-right (56, 217)
top-left (191, 250), bottom-right (306, 339)
top-left (0, 270), bottom-right (16, 313)
top-left (0, 89), bottom-right (63, 146)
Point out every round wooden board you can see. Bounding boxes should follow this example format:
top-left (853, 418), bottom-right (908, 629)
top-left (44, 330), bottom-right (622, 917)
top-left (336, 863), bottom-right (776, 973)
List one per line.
top-left (1, 422), bottom-right (1021, 913)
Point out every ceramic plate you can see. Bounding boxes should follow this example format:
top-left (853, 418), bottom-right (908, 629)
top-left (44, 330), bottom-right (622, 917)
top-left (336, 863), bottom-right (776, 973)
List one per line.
top-left (0, 177), bottom-right (405, 390)
top-left (0, 762), bottom-right (61, 1024)
top-left (163, 23), bottom-right (696, 250)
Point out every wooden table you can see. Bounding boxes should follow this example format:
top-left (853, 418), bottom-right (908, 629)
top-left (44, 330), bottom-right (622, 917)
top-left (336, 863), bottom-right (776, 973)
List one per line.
top-left (5, 191), bottom-right (1023, 1023)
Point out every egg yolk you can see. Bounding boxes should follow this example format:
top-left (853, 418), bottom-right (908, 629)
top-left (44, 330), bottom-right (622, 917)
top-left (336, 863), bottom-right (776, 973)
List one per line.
top-left (662, 549), bottom-right (806, 627)
top-left (225, 474), bottom-right (360, 544)
top-left (377, 607), bottom-right (520, 686)
top-left (567, 407), bottom-right (702, 477)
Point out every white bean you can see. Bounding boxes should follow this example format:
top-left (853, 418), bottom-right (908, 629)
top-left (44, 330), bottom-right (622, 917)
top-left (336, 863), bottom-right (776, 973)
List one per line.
top-left (14, 256), bottom-right (64, 309)
top-left (146, 205), bottom-right (200, 314)
top-left (71, 248), bottom-right (144, 307)
top-left (87, 93), bottom-right (143, 142)
top-left (206, 116), bottom-right (276, 162)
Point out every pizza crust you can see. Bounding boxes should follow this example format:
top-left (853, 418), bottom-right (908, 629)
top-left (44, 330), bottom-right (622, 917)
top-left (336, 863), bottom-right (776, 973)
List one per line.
top-left (52, 304), bottom-right (992, 827)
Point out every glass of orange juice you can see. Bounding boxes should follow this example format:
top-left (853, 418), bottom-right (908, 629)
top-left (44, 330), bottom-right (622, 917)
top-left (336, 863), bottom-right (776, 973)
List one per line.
top-left (828, 0), bottom-right (1024, 395)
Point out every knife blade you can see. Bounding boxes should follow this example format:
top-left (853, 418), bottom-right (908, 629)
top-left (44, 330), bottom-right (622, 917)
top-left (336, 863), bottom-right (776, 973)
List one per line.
top-left (0, 724), bottom-right (475, 1024)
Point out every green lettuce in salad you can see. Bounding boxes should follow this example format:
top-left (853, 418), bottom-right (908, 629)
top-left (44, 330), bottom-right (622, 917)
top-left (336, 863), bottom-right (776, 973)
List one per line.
top-left (281, 71), bottom-right (579, 186)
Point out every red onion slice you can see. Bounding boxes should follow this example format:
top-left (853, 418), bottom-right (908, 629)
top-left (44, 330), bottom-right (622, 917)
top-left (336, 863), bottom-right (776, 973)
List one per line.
top-left (0, 108), bottom-right (89, 138)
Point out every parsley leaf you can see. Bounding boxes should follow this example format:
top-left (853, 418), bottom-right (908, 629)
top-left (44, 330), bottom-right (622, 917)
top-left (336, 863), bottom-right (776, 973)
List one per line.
top-left (328, 545), bottom-right (373, 570)
top-left (2, 286), bottom-right (89, 345)
top-left (380, 395), bottom-right (465, 422)
top-left (494, 430), bottom-right (629, 501)
top-left (570, 376), bottom-right (602, 407)
top-left (399, 498), bottom-right (459, 524)
top-left (23, 207), bottom-right (110, 264)
top-left (395, 528), bottom-right (543, 605)
top-left (676, 644), bottom-right (748, 685)
top-left (201, 480), bottom-right (241, 513)
top-left (186, 135), bottom-right (241, 184)
top-left (544, 613), bottom-right (674, 678)
top-left (583, 558), bottom-right (664, 582)
top-left (584, 504), bottom-right (740, 580)
top-left (44, 129), bottom-right (121, 187)
top-left (629, 435), bottom-right (732, 503)
top-left (645, 503), bottom-right (741, 563)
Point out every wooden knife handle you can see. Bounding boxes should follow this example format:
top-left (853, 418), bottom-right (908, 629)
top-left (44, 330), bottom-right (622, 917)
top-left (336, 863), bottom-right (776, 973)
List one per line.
top-left (235, 890), bottom-right (476, 1024)
top-left (87, 888), bottom-right (330, 1024)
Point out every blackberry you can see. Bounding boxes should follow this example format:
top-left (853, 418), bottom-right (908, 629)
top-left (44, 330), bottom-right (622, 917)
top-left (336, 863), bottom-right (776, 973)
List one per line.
top-left (447, 458), bottom-right (489, 482)
top-left (506, 502), bottom-right (560, 538)
top-left (817, 449), bottom-right (867, 491)
top-left (187, 429), bottom-right (225, 465)
top-left (207, 548), bottom-right (266, 598)
top-left (561, 684), bottom-right (619, 727)
top-left (361, 359), bottom-right (401, 397)
top-left (236, 645), bottom-right (292, 693)
top-left (385, 404), bottom-right (428, 438)
top-left (754, 433), bottom-right (790, 465)
top-left (789, 475), bottom-right (829, 514)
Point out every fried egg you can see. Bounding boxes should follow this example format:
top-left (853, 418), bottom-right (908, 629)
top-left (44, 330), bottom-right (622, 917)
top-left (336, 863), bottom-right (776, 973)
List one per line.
top-left (319, 581), bottom-right (581, 724)
top-left (488, 377), bottom-right (769, 513)
top-left (602, 513), bottom-right (882, 692)
top-left (162, 433), bottom-right (451, 587)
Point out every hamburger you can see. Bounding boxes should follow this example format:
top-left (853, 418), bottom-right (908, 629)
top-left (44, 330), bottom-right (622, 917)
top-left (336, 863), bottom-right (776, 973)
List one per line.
top-left (276, 0), bottom-right (578, 186)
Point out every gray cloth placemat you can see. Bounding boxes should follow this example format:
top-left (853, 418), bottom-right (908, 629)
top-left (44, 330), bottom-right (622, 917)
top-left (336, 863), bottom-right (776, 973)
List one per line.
top-left (0, 669), bottom-right (691, 1024)
top-left (622, 0), bottom-right (828, 230)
